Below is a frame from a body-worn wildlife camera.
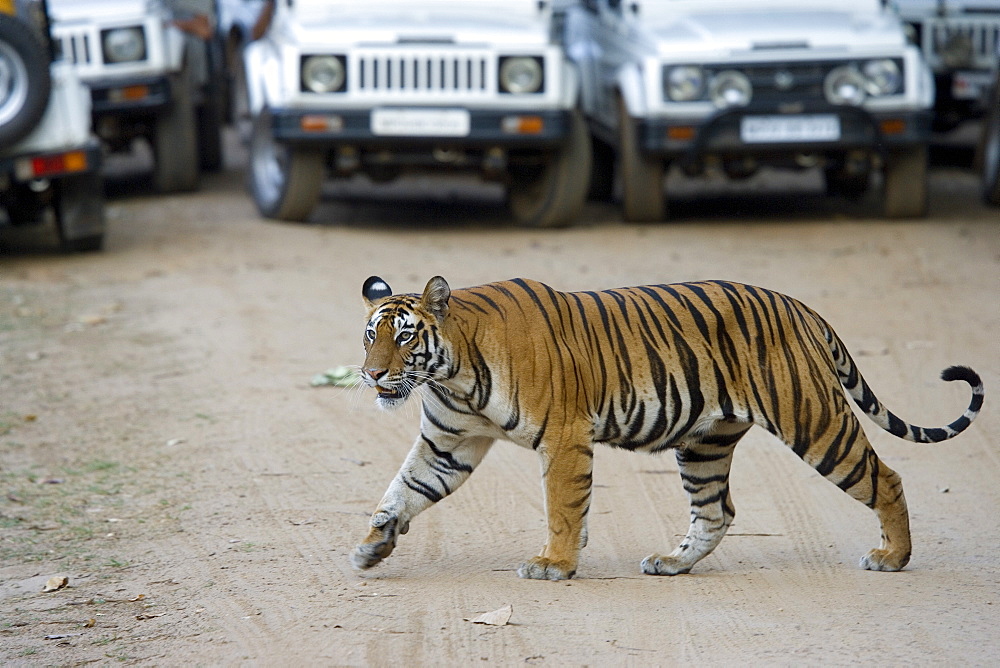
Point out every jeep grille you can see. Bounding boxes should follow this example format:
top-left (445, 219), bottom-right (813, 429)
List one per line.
top-left (923, 17), bottom-right (1000, 70)
top-left (735, 63), bottom-right (828, 100)
top-left (354, 51), bottom-right (490, 95)
top-left (56, 30), bottom-right (95, 67)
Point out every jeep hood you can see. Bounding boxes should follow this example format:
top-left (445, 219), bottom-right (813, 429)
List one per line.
top-left (286, 1), bottom-right (551, 46)
top-left (646, 6), bottom-right (907, 56)
top-left (895, 0), bottom-right (1000, 21)
top-left (49, 0), bottom-right (159, 23)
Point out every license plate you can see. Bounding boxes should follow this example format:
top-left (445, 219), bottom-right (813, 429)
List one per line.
top-left (952, 71), bottom-right (994, 101)
top-left (740, 114), bottom-right (841, 143)
top-left (370, 108), bottom-right (471, 137)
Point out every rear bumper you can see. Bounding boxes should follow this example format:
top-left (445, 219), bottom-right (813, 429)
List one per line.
top-left (0, 139), bottom-right (103, 184)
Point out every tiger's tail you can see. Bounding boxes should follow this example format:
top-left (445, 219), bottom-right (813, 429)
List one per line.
top-left (823, 326), bottom-right (984, 443)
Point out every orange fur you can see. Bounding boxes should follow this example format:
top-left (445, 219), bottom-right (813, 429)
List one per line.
top-left (351, 276), bottom-right (983, 579)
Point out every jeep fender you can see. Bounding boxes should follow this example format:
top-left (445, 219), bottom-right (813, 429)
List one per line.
top-left (164, 25), bottom-right (187, 72)
top-left (243, 39), bottom-right (282, 116)
top-left (558, 59), bottom-right (582, 109)
top-left (912, 46), bottom-right (935, 109)
top-left (615, 63), bottom-right (648, 118)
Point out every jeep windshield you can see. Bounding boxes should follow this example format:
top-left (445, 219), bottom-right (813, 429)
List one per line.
top-left (638, 0), bottom-right (884, 17)
top-left (293, 0), bottom-right (548, 21)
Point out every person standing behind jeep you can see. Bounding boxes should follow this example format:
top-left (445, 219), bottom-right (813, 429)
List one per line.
top-left (169, 0), bottom-right (215, 40)
top-left (166, 0), bottom-right (229, 172)
top-left (167, 0), bottom-right (216, 80)
top-left (251, 0), bottom-right (274, 40)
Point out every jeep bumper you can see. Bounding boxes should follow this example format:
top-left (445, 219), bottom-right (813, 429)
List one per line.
top-left (88, 76), bottom-right (173, 114)
top-left (270, 107), bottom-right (574, 148)
top-left (641, 105), bottom-right (932, 161)
top-left (0, 139), bottom-right (103, 186)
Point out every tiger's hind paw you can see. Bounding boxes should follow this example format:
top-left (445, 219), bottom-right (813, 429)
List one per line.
top-left (517, 557), bottom-right (576, 581)
top-left (640, 553), bottom-right (693, 576)
top-left (859, 548), bottom-right (910, 572)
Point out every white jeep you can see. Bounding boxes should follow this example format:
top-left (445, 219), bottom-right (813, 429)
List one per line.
top-left (894, 0), bottom-right (1000, 206)
top-left (48, 0), bottom-right (227, 192)
top-left (243, 0), bottom-right (590, 227)
top-left (895, 0), bottom-right (999, 131)
top-left (1, 0), bottom-right (105, 252)
top-left (563, 0), bottom-right (935, 220)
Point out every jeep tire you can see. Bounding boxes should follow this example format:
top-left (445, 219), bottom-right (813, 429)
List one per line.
top-left (882, 145), bottom-right (928, 218)
top-left (197, 40), bottom-right (226, 172)
top-left (153, 70), bottom-right (200, 193)
top-left (587, 136), bottom-right (616, 202)
top-left (976, 80), bottom-right (1000, 207)
top-left (197, 87), bottom-right (225, 172)
top-left (249, 108), bottom-right (324, 221)
top-left (507, 109), bottom-right (591, 227)
top-left (617, 95), bottom-right (665, 222)
top-left (55, 170), bottom-right (106, 252)
top-left (0, 14), bottom-right (52, 147)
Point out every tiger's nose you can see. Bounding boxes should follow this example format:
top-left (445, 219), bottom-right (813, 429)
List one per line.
top-left (367, 368), bottom-right (388, 381)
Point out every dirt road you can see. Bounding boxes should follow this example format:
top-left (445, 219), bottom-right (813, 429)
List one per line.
top-left (1, 137), bottom-right (998, 665)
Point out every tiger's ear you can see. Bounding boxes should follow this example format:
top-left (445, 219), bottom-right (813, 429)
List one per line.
top-left (421, 276), bottom-right (450, 322)
top-left (362, 276), bottom-right (393, 308)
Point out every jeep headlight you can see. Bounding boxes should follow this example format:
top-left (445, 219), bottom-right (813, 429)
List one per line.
top-left (499, 56), bottom-right (544, 94)
top-left (824, 66), bottom-right (867, 105)
top-left (862, 59), bottom-right (902, 96)
top-left (664, 65), bottom-right (704, 102)
top-left (709, 70), bottom-right (752, 108)
top-left (301, 55), bottom-right (347, 94)
top-left (101, 27), bottom-right (146, 64)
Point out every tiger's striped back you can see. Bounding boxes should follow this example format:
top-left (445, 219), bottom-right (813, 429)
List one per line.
top-left (439, 278), bottom-right (981, 453)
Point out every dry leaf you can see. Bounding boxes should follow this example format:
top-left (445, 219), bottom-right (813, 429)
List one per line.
top-left (78, 314), bottom-right (107, 326)
top-left (468, 604), bottom-right (512, 626)
top-left (311, 366), bottom-right (361, 387)
top-left (42, 576), bottom-right (69, 593)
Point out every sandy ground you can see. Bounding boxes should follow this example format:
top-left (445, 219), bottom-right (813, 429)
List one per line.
top-left (1, 134), bottom-right (998, 665)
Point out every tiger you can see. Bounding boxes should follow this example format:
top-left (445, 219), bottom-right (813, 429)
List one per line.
top-left (350, 275), bottom-right (984, 581)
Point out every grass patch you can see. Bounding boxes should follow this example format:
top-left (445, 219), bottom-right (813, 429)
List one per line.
top-left (0, 452), bottom-right (165, 568)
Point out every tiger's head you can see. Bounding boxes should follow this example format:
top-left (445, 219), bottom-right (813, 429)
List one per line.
top-left (360, 275), bottom-right (451, 410)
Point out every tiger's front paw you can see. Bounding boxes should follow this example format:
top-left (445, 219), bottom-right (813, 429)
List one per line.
top-left (859, 548), bottom-right (910, 572)
top-left (517, 556), bottom-right (576, 581)
top-left (350, 511), bottom-right (404, 571)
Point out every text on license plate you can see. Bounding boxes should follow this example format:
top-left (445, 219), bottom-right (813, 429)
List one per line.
top-left (370, 108), bottom-right (471, 137)
top-left (740, 115), bottom-right (841, 143)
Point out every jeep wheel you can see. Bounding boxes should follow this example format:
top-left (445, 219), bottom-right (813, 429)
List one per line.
top-left (55, 171), bottom-right (106, 253)
top-left (0, 15), bottom-right (52, 146)
top-left (153, 72), bottom-right (200, 193)
top-left (197, 86), bottom-right (225, 172)
top-left (197, 40), bottom-right (226, 172)
top-left (507, 109), bottom-right (591, 227)
top-left (588, 136), bottom-right (616, 202)
top-left (249, 109), bottom-right (324, 221)
top-left (882, 145), bottom-right (928, 218)
top-left (617, 96), bottom-right (665, 222)
top-left (976, 82), bottom-right (1000, 207)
